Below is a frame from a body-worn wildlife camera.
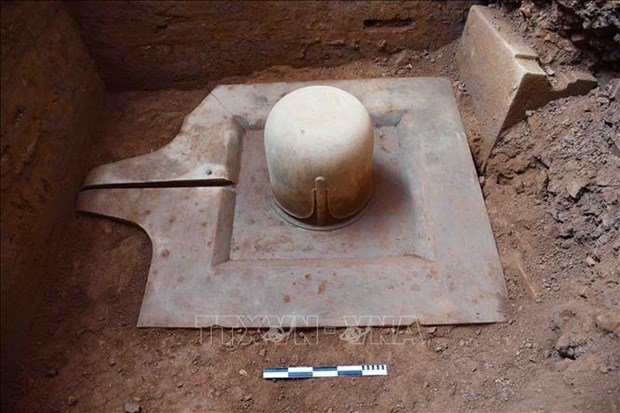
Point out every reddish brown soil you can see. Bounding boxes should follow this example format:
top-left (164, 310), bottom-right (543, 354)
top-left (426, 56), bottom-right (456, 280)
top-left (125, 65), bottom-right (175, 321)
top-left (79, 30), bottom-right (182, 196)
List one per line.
top-left (6, 17), bottom-right (620, 413)
top-left (64, 0), bottom-right (476, 90)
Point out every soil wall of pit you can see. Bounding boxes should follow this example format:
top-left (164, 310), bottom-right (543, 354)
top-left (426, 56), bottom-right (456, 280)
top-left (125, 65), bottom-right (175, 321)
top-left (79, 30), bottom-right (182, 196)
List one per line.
top-left (0, 1), bottom-right (103, 396)
top-left (66, 0), bottom-right (478, 90)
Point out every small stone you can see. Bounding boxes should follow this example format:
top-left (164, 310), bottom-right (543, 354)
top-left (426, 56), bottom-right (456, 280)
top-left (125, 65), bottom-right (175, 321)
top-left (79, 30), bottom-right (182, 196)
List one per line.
top-left (392, 50), bottom-right (409, 67)
top-left (595, 311), bottom-right (620, 335)
top-left (108, 358), bottom-right (116, 366)
top-left (519, 3), bottom-right (533, 18)
top-left (243, 394), bottom-right (253, 401)
top-left (258, 348), bottom-right (266, 357)
top-left (577, 287), bottom-right (589, 298)
top-left (68, 395), bottom-right (77, 406)
top-left (124, 402), bottom-right (141, 413)
top-left (585, 256), bottom-right (597, 267)
top-left (464, 391), bottom-right (477, 402)
top-left (239, 369), bottom-right (248, 376)
top-left (558, 224), bottom-right (574, 239)
top-left (177, 382), bottom-right (183, 388)
top-left (565, 176), bottom-right (589, 199)
top-left (434, 346), bottom-right (443, 353)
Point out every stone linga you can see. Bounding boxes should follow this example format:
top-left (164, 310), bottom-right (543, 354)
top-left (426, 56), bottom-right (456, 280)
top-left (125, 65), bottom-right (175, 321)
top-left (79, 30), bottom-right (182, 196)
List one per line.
top-left (264, 86), bottom-right (374, 229)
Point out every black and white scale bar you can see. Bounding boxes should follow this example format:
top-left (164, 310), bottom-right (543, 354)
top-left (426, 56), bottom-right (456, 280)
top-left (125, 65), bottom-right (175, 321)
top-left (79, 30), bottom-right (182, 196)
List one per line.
top-left (263, 364), bottom-right (388, 379)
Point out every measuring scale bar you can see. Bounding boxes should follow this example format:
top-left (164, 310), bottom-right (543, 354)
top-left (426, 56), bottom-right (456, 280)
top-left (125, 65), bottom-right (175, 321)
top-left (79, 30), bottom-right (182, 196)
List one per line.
top-left (263, 364), bottom-right (388, 379)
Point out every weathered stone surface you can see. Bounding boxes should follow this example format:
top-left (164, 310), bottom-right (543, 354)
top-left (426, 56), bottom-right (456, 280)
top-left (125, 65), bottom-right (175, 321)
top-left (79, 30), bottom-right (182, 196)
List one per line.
top-left (77, 78), bottom-right (507, 328)
top-left (457, 5), bottom-right (597, 167)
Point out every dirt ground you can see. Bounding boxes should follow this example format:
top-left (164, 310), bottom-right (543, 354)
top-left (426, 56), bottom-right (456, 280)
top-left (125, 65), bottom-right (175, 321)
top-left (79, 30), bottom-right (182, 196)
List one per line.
top-left (5, 5), bottom-right (620, 413)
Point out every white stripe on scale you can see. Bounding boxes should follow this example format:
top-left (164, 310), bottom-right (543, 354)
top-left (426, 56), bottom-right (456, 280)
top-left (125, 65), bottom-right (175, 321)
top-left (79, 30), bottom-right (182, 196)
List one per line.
top-left (337, 365), bottom-right (364, 371)
top-left (287, 366), bottom-right (313, 373)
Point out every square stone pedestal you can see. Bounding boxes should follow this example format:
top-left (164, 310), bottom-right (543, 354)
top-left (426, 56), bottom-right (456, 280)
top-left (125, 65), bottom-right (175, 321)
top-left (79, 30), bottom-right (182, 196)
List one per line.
top-left (77, 78), bottom-right (507, 328)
